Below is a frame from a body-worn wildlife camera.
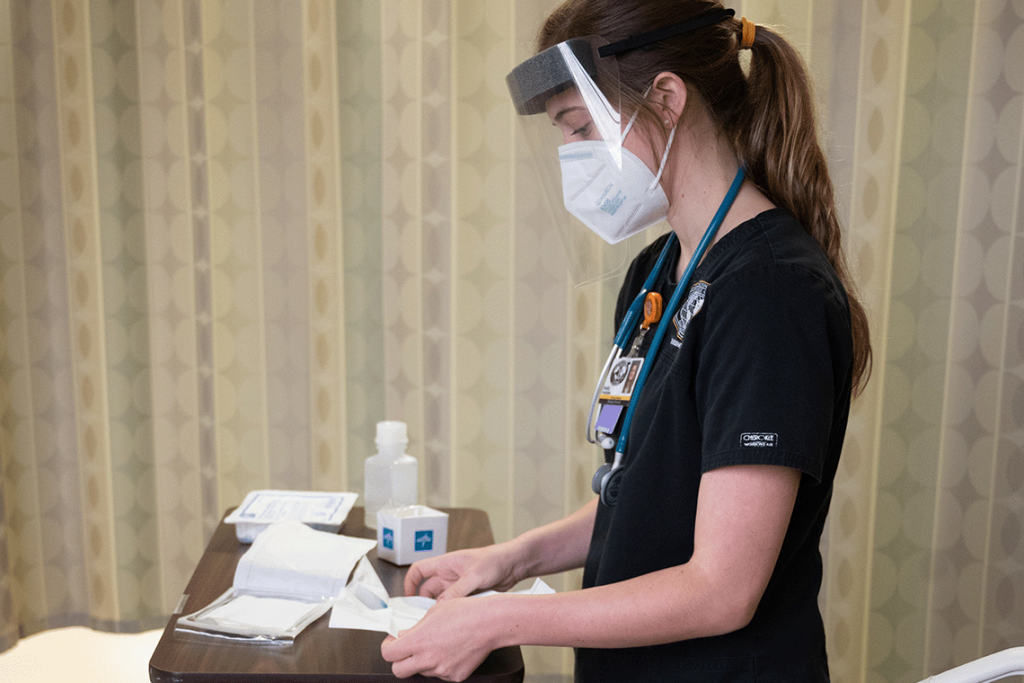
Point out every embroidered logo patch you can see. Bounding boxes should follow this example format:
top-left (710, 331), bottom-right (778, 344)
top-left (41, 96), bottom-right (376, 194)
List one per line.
top-left (673, 281), bottom-right (708, 342)
top-left (741, 432), bottom-right (778, 447)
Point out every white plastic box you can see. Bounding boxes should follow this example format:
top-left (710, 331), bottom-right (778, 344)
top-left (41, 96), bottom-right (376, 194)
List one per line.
top-left (224, 490), bottom-right (358, 543)
top-left (376, 505), bottom-right (448, 566)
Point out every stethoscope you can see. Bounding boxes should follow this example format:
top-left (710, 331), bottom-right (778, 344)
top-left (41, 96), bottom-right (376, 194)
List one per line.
top-left (588, 167), bottom-right (745, 506)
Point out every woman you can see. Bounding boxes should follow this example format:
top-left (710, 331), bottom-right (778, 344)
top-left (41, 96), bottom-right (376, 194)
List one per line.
top-left (381, 1), bottom-right (871, 680)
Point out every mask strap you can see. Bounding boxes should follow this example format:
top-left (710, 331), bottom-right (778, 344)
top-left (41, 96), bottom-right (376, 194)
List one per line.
top-left (620, 85), bottom-right (652, 142)
top-left (620, 87), bottom-right (676, 193)
top-left (648, 125), bottom-right (675, 191)
top-left (621, 109), bottom-right (641, 141)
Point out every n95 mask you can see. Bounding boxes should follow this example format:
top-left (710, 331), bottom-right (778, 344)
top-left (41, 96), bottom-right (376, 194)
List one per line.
top-left (506, 35), bottom-right (682, 284)
top-left (558, 114), bottom-right (676, 245)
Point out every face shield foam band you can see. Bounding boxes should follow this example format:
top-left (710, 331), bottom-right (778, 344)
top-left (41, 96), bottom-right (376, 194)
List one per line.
top-left (597, 8), bottom-right (735, 57)
top-left (507, 37), bottom-right (599, 116)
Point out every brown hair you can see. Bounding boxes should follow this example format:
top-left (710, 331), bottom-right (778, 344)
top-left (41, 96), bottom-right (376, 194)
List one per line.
top-left (538, 0), bottom-right (872, 395)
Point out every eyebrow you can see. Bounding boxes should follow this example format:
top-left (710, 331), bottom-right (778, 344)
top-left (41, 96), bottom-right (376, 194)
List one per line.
top-left (551, 105), bottom-right (587, 125)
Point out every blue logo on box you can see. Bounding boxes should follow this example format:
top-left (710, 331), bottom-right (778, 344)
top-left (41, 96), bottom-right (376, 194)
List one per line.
top-left (382, 528), bottom-right (394, 550)
top-left (414, 530), bottom-right (433, 552)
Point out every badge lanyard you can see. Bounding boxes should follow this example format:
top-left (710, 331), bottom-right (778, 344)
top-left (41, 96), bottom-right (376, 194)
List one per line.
top-left (589, 167), bottom-right (745, 506)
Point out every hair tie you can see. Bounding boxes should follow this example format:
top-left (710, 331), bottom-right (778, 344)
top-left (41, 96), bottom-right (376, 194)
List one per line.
top-left (740, 17), bottom-right (756, 50)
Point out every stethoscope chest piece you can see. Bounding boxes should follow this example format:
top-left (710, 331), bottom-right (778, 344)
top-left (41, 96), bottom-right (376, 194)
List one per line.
top-left (592, 461), bottom-right (624, 506)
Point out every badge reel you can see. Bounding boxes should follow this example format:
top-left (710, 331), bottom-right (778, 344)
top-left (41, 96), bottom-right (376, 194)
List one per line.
top-left (591, 292), bottom-right (663, 499)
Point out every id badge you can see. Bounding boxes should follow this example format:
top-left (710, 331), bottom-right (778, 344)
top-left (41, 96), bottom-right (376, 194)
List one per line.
top-left (593, 350), bottom-right (644, 439)
top-left (601, 350), bottom-right (644, 402)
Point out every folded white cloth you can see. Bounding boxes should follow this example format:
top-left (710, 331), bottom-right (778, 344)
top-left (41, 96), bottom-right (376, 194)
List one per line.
top-left (329, 557), bottom-right (554, 637)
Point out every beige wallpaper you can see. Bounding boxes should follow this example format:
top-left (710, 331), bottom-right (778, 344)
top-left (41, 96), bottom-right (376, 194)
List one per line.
top-left (0, 1), bottom-right (1022, 681)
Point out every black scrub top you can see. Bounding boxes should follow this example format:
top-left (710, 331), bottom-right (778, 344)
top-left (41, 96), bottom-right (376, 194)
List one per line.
top-left (577, 209), bottom-right (853, 683)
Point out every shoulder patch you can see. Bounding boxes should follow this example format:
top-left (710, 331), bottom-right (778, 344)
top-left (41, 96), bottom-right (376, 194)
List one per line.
top-left (741, 432), bottom-right (778, 447)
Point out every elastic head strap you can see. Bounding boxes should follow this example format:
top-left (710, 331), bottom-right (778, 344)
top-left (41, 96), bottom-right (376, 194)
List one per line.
top-left (597, 8), bottom-right (735, 58)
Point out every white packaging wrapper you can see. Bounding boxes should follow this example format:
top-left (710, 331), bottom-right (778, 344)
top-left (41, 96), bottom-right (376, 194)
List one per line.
top-left (224, 490), bottom-right (358, 542)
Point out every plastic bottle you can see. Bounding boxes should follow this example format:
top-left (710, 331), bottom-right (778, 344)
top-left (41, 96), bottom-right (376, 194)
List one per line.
top-left (363, 420), bottom-right (418, 529)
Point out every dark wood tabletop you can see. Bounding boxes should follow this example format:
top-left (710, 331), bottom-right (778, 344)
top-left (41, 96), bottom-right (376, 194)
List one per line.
top-left (149, 506), bottom-right (524, 682)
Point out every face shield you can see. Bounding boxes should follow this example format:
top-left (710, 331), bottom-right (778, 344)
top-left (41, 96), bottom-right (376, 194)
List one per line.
top-left (506, 37), bottom-right (662, 287)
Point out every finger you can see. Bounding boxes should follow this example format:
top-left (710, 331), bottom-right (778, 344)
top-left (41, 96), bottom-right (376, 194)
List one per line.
top-left (391, 654), bottom-right (456, 683)
top-left (419, 575), bottom-right (449, 599)
top-left (437, 575), bottom-right (476, 601)
top-left (403, 563), bottom-right (426, 596)
top-left (382, 637), bottom-right (434, 681)
top-left (380, 634), bottom-right (411, 663)
top-left (390, 655), bottom-right (425, 680)
top-left (380, 636), bottom-right (396, 662)
top-left (406, 556), bottom-right (449, 596)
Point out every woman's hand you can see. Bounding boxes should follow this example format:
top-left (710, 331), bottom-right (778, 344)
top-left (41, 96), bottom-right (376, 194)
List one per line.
top-left (404, 498), bottom-right (599, 600)
top-left (381, 595), bottom-right (507, 681)
top-left (403, 544), bottom-right (521, 600)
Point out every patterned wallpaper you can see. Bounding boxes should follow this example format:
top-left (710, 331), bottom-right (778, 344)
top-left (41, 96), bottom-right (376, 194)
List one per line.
top-left (0, 1), bottom-right (1022, 681)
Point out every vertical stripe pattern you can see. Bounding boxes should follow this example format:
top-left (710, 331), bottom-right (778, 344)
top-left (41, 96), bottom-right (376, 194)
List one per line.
top-left (0, 2), bottom-right (1022, 681)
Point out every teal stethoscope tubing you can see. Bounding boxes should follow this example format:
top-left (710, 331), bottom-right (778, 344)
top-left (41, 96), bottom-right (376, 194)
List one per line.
top-left (593, 167), bottom-right (745, 501)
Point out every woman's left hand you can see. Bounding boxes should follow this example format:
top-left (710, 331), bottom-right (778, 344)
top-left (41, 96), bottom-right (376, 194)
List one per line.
top-left (380, 595), bottom-right (505, 681)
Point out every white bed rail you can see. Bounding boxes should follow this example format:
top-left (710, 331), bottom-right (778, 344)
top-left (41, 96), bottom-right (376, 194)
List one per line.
top-left (916, 648), bottom-right (1024, 683)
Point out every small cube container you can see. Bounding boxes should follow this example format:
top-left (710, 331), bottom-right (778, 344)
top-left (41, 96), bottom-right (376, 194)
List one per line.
top-left (377, 505), bottom-right (449, 566)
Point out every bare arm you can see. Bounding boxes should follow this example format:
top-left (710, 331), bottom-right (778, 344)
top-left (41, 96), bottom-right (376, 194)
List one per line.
top-left (501, 496), bottom-right (598, 580)
top-left (383, 465), bottom-right (800, 679)
top-left (505, 465), bottom-right (800, 647)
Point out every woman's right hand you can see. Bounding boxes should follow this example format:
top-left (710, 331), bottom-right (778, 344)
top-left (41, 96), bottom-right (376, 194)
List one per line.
top-left (403, 544), bottom-right (522, 601)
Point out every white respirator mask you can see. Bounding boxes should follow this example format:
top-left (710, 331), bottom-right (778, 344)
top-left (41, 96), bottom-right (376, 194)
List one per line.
top-left (558, 111), bottom-right (676, 244)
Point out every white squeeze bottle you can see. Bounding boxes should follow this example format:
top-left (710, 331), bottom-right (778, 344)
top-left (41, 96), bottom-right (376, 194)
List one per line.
top-left (363, 420), bottom-right (418, 529)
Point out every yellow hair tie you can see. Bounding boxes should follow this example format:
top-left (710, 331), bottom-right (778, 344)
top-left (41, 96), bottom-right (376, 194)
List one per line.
top-left (740, 17), bottom-right (756, 49)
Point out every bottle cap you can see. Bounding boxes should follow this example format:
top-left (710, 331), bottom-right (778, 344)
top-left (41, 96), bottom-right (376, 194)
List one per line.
top-left (375, 420), bottom-right (408, 446)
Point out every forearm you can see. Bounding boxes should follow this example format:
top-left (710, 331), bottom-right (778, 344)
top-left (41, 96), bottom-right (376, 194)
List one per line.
top-left (485, 466), bottom-right (801, 650)
top-left (502, 498), bottom-right (597, 581)
top-left (384, 557), bottom-right (745, 681)
top-left (486, 561), bottom-right (744, 651)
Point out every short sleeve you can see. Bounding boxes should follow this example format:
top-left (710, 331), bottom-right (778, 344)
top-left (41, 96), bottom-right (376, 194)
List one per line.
top-left (695, 264), bottom-right (850, 482)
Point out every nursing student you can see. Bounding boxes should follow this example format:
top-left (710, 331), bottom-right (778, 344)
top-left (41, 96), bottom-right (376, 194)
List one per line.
top-left (381, 1), bottom-right (872, 681)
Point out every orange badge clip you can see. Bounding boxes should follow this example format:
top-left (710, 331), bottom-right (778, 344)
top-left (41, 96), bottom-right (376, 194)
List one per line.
top-left (642, 292), bottom-right (663, 329)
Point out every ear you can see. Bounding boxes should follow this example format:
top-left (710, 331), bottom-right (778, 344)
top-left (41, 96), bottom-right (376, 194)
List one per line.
top-left (650, 71), bottom-right (688, 129)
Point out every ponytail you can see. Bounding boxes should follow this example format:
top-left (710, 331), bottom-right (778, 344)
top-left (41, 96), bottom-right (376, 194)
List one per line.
top-left (732, 23), bottom-right (872, 395)
top-left (537, 0), bottom-right (872, 395)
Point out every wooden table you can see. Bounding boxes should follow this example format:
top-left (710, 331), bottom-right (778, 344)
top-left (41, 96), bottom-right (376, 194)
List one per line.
top-left (149, 507), bottom-right (524, 682)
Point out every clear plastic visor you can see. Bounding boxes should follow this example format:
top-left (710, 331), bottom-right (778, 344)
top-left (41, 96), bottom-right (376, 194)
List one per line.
top-left (506, 37), bottom-right (654, 287)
